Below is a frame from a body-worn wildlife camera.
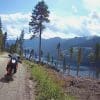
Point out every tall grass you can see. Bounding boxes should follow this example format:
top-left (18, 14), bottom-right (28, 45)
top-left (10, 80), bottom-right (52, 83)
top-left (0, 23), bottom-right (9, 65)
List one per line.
top-left (25, 61), bottom-right (75, 100)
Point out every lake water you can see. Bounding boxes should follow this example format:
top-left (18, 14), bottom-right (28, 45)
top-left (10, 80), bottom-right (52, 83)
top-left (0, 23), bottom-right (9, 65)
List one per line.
top-left (25, 54), bottom-right (100, 79)
top-left (45, 61), bottom-right (100, 79)
top-left (58, 63), bottom-right (100, 79)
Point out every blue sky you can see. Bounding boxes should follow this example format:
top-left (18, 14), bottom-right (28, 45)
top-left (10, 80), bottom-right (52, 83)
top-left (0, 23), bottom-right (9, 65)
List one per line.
top-left (0, 0), bottom-right (100, 39)
top-left (0, 0), bottom-right (37, 14)
top-left (0, 0), bottom-right (88, 15)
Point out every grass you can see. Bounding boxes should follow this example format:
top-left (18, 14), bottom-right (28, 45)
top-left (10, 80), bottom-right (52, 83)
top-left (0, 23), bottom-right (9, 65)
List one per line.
top-left (25, 61), bottom-right (75, 100)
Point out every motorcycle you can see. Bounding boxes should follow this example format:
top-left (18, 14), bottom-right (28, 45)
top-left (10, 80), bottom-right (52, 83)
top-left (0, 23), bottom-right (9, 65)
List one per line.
top-left (5, 54), bottom-right (21, 81)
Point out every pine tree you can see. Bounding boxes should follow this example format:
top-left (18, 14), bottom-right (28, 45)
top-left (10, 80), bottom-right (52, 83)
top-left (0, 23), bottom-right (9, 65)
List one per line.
top-left (41, 50), bottom-right (43, 58)
top-left (29, 0), bottom-right (50, 62)
top-left (51, 56), bottom-right (54, 65)
top-left (47, 52), bottom-right (50, 64)
top-left (3, 32), bottom-right (7, 50)
top-left (56, 42), bottom-right (61, 65)
top-left (63, 56), bottom-right (66, 73)
top-left (19, 30), bottom-right (25, 57)
top-left (15, 38), bottom-right (20, 53)
top-left (5, 42), bottom-right (10, 52)
top-left (94, 43), bottom-right (100, 66)
top-left (0, 17), bottom-right (3, 51)
top-left (29, 49), bottom-right (34, 60)
top-left (0, 17), bottom-right (2, 34)
top-left (88, 52), bottom-right (95, 65)
top-left (9, 44), bottom-right (16, 53)
top-left (77, 48), bottom-right (82, 76)
top-left (68, 47), bottom-right (73, 75)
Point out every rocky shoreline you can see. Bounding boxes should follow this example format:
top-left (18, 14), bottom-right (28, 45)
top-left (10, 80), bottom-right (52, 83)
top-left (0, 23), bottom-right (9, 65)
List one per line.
top-left (44, 65), bottom-right (100, 100)
top-left (64, 76), bottom-right (100, 100)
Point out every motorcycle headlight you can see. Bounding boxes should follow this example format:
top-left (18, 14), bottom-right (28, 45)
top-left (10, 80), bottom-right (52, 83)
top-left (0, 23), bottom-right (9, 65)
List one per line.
top-left (11, 59), bottom-right (16, 64)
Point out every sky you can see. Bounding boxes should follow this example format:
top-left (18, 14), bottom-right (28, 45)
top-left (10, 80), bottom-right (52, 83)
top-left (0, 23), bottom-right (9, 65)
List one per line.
top-left (0, 0), bottom-right (100, 39)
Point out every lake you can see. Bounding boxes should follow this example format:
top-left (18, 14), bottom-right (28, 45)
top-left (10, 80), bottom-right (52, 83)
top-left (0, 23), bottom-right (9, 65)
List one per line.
top-left (25, 54), bottom-right (100, 79)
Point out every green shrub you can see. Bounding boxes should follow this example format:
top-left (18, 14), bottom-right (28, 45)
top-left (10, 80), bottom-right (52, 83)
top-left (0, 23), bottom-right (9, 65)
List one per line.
top-left (25, 61), bottom-right (75, 100)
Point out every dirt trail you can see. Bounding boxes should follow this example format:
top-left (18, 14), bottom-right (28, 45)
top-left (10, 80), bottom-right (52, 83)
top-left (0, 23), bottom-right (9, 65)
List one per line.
top-left (0, 53), bottom-right (35, 100)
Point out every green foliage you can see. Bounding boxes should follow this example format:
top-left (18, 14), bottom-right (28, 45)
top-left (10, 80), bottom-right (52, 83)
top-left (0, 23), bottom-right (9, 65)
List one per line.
top-left (15, 38), bottom-right (20, 54)
top-left (3, 32), bottom-right (7, 50)
top-left (9, 38), bottom-right (20, 54)
top-left (0, 17), bottom-right (2, 34)
top-left (25, 61), bottom-right (75, 100)
top-left (0, 17), bottom-right (7, 51)
top-left (0, 34), bottom-right (3, 51)
top-left (19, 30), bottom-right (25, 56)
top-left (9, 44), bottom-right (16, 53)
top-left (9, 31), bottom-right (25, 55)
top-left (0, 17), bottom-right (3, 51)
top-left (29, 0), bottom-right (50, 34)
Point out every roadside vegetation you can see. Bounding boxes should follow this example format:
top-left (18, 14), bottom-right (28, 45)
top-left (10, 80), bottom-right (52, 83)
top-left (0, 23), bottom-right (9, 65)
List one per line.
top-left (25, 61), bottom-right (75, 100)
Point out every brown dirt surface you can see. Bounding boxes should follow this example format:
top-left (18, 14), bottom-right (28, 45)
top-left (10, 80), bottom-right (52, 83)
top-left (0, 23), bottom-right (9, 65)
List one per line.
top-left (0, 53), bottom-right (35, 100)
top-left (44, 65), bottom-right (100, 100)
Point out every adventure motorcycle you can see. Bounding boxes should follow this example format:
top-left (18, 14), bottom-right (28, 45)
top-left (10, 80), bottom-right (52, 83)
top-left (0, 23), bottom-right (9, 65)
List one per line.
top-left (5, 54), bottom-right (21, 81)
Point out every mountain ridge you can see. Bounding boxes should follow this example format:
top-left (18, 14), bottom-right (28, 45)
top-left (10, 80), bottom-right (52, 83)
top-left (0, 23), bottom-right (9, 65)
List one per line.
top-left (7, 36), bottom-right (100, 55)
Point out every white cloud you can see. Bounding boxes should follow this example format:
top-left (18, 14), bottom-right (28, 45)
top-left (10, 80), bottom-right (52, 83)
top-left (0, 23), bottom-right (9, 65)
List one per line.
top-left (0, 12), bottom-right (31, 39)
top-left (48, 12), bottom-right (82, 33)
top-left (6, 25), bottom-right (21, 39)
top-left (83, 0), bottom-right (100, 11)
top-left (49, 12), bottom-right (100, 37)
top-left (72, 5), bottom-right (78, 14)
top-left (42, 28), bottom-right (75, 39)
top-left (1, 12), bottom-right (31, 22)
top-left (0, 11), bottom-right (100, 40)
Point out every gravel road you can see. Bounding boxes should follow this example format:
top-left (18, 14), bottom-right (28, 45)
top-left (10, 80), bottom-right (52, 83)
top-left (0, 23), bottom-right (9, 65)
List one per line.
top-left (0, 53), bottom-right (35, 100)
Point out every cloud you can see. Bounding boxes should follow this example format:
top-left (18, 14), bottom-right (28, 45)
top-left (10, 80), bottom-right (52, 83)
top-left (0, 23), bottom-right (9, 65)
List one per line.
top-left (48, 13), bottom-right (82, 33)
top-left (47, 11), bottom-right (100, 37)
top-left (42, 28), bottom-right (76, 39)
top-left (0, 11), bottom-right (100, 40)
top-left (72, 5), bottom-right (78, 14)
top-left (0, 12), bottom-right (31, 39)
top-left (83, 0), bottom-right (100, 11)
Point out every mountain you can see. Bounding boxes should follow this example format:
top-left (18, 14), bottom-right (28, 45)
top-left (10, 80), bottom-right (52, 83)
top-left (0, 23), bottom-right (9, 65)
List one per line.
top-left (61, 37), bottom-right (87, 50)
top-left (75, 36), bottom-right (100, 47)
top-left (23, 37), bottom-right (66, 57)
top-left (7, 36), bottom-right (100, 61)
top-left (62, 36), bottom-right (100, 49)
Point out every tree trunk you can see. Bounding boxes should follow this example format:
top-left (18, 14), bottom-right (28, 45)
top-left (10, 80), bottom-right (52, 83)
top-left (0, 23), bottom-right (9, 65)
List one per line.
top-left (68, 65), bottom-right (70, 75)
top-left (39, 25), bottom-right (42, 63)
top-left (77, 64), bottom-right (80, 77)
top-left (57, 49), bottom-right (60, 67)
